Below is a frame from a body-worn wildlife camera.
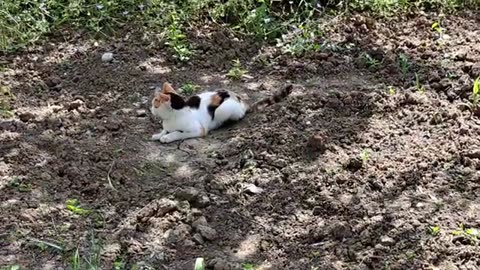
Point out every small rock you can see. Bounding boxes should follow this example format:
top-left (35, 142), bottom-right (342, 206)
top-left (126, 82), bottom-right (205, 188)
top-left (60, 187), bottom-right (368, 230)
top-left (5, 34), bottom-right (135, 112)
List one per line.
top-left (380, 235), bottom-right (395, 246)
top-left (329, 222), bottom-right (352, 240)
top-left (243, 183), bottom-right (264, 195)
top-left (463, 150), bottom-right (480, 159)
top-left (346, 158), bottom-right (363, 172)
top-left (17, 111), bottom-right (36, 122)
top-left (192, 233), bottom-right (204, 245)
top-left (307, 134), bottom-right (327, 153)
top-left (67, 99), bottom-right (84, 111)
top-left (105, 119), bottom-right (121, 131)
top-left (102, 52), bottom-right (114, 62)
top-left (454, 50), bottom-right (468, 61)
top-left (195, 194), bottom-right (211, 208)
top-left (165, 224), bottom-right (192, 244)
top-left (45, 75), bottom-right (61, 88)
top-left (196, 225), bottom-right (217, 241)
top-left (175, 187), bottom-right (199, 202)
top-left (312, 206), bottom-right (322, 216)
top-left (136, 109), bottom-right (147, 117)
top-left (316, 52), bottom-right (330, 61)
top-left (192, 216), bottom-right (208, 229)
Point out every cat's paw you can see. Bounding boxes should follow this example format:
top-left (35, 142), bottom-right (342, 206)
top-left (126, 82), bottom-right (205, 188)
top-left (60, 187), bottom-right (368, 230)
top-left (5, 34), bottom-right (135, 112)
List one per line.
top-left (159, 134), bottom-right (175, 143)
top-left (151, 133), bottom-right (163, 141)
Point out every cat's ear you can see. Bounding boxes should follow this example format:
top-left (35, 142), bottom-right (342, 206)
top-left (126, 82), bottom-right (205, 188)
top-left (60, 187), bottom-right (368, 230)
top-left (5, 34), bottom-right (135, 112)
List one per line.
top-left (162, 82), bottom-right (176, 94)
top-left (153, 93), bottom-right (170, 107)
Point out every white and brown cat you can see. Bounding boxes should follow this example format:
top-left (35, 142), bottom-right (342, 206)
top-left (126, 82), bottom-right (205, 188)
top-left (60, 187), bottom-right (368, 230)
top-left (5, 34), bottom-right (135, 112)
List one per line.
top-left (150, 82), bottom-right (293, 143)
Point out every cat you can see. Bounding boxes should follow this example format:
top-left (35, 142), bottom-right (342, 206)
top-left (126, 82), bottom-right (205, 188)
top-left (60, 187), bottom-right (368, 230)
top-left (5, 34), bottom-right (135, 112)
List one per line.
top-left (150, 82), bottom-right (293, 143)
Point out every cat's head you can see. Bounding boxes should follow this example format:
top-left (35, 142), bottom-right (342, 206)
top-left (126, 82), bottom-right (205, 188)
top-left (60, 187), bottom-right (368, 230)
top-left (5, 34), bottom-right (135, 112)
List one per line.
top-left (150, 82), bottom-right (185, 119)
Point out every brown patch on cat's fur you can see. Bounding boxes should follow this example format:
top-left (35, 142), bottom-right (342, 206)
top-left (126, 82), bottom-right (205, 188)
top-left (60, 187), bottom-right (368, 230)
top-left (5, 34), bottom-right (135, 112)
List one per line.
top-left (153, 93), bottom-right (170, 108)
top-left (162, 82), bottom-right (176, 94)
top-left (247, 84), bottom-right (293, 113)
top-left (210, 94), bottom-right (222, 107)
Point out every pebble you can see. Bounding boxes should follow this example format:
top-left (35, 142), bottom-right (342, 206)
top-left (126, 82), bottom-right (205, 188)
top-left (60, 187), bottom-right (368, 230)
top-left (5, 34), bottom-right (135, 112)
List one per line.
top-left (196, 225), bottom-right (217, 241)
top-left (380, 235), bottom-right (395, 246)
top-left (101, 52), bottom-right (114, 62)
top-left (136, 109), bottom-right (147, 117)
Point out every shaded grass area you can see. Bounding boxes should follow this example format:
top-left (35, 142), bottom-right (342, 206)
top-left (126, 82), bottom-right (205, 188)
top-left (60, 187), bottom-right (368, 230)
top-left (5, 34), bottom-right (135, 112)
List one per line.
top-left (1, 0), bottom-right (479, 58)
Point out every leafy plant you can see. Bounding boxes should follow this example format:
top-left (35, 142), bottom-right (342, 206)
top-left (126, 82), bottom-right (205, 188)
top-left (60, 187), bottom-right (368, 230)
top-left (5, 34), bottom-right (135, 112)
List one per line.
top-left (470, 76), bottom-right (480, 109)
top-left (428, 225), bottom-right (440, 236)
top-left (360, 149), bottom-right (370, 163)
top-left (415, 73), bottom-right (426, 93)
top-left (66, 199), bottom-right (90, 216)
top-left (180, 83), bottom-right (201, 95)
top-left (227, 59), bottom-right (247, 80)
top-left (361, 53), bottom-right (381, 69)
top-left (0, 85), bottom-right (15, 118)
top-left (387, 86), bottom-right (396, 95)
top-left (398, 53), bottom-right (410, 76)
top-left (194, 258), bottom-right (205, 270)
top-left (431, 21), bottom-right (444, 34)
top-left (242, 263), bottom-right (256, 270)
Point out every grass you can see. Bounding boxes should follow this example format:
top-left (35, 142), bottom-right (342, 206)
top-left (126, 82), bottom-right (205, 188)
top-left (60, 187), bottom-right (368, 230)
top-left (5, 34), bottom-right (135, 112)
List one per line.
top-left (66, 199), bottom-right (91, 216)
top-left (227, 59), bottom-right (247, 80)
top-left (415, 73), bottom-right (426, 93)
top-left (1, 0), bottom-right (478, 60)
top-left (470, 76), bottom-right (480, 109)
top-left (71, 232), bottom-right (103, 270)
top-left (398, 53), bottom-right (410, 76)
top-left (0, 85), bottom-right (15, 119)
top-left (428, 225), bottom-right (441, 236)
top-left (180, 83), bottom-right (201, 95)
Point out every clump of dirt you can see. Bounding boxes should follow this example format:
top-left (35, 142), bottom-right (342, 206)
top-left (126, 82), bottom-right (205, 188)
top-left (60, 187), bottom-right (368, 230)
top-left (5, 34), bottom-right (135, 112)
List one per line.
top-left (1, 11), bottom-right (480, 270)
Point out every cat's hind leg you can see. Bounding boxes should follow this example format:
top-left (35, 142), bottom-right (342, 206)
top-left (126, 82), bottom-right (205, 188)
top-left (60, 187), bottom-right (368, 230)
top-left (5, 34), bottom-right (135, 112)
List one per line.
top-left (159, 126), bottom-right (206, 143)
top-left (151, 130), bottom-right (168, 141)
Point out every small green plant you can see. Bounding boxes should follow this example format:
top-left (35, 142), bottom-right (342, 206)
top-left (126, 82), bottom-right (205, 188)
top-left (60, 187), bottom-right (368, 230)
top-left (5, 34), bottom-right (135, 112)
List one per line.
top-left (361, 53), bottom-right (381, 69)
top-left (387, 86), bottom-right (396, 95)
top-left (0, 85), bottom-right (15, 118)
top-left (415, 73), bottom-right (426, 93)
top-left (66, 199), bottom-right (90, 216)
top-left (428, 225), bottom-right (441, 236)
top-left (470, 76), bottom-right (480, 109)
top-left (114, 259), bottom-right (125, 270)
top-left (227, 59), bottom-right (247, 80)
top-left (165, 14), bottom-right (192, 62)
top-left (452, 223), bottom-right (479, 243)
top-left (180, 83), bottom-right (201, 95)
top-left (242, 263), bottom-right (256, 270)
top-left (431, 22), bottom-right (444, 34)
top-left (194, 258), bottom-right (205, 270)
top-left (2, 265), bottom-right (20, 270)
top-left (360, 149), bottom-right (370, 163)
top-left (398, 53), bottom-right (409, 76)
top-left (72, 248), bottom-right (80, 270)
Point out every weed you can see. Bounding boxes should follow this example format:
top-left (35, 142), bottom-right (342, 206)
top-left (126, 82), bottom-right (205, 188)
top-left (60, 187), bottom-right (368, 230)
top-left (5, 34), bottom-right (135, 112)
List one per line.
top-left (242, 263), bottom-right (256, 270)
top-left (361, 53), bottom-right (381, 69)
top-left (415, 73), bottom-right (426, 93)
top-left (114, 259), bottom-right (126, 270)
top-left (398, 53), bottom-right (409, 76)
top-left (72, 248), bottom-right (80, 270)
top-left (360, 149), bottom-right (370, 163)
top-left (165, 14), bottom-right (192, 62)
top-left (1, 265), bottom-right (20, 270)
top-left (194, 258), bottom-right (205, 270)
top-left (387, 86), bottom-right (396, 95)
top-left (180, 83), bottom-right (201, 95)
top-left (0, 85), bottom-right (15, 118)
top-left (470, 76), bottom-right (480, 109)
top-left (70, 231), bottom-right (102, 270)
top-left (428, 225), bottom-right (441, 236)
top-left (431, 21), bottom-right (444, 35)
top-left (227, 59), bottom-right (247, 80)
top-left (8, 177), bottom-right (32, 192)
top-left (66, 199), bottom-right (90, 216)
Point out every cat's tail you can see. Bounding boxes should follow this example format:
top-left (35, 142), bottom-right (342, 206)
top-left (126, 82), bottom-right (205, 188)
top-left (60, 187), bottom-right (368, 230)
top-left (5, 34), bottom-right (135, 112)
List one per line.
top-left (246, 84), bottom-right (293, 114)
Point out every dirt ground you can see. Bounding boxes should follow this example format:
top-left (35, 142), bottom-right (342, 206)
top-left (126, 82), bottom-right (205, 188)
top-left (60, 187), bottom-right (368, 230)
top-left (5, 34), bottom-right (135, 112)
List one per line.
top-left (1, 11), bottom-right (480, 270)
